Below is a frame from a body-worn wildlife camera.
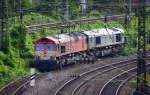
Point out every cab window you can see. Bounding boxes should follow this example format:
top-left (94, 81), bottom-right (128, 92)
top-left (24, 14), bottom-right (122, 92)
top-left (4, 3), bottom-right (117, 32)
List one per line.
top-left (61, 46), bottom-right (66, 53)
top-left (36, 44), bottom-right (44, 51)
top-left (116, 34), bottom-right (122, 42)
top-left (96, 36), bottom-right (101, 45)
top-left (47, 44), bottom-right (55, 51)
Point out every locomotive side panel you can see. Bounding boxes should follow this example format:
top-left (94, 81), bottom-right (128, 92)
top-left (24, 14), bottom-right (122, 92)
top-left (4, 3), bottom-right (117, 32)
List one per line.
top-left (59, 36), bottom-right (87, 56)
top-left (95, 34), bottom-right (115, 48)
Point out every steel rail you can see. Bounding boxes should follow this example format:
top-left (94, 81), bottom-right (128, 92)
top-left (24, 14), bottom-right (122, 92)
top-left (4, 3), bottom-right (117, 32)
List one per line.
top-left (99, 63), bottom-right (150, 95)
top-left (12, 74), bottom-right (39, 95)
top-left (0, 75), bottom-right (32, 95)
top-left (115, 74), bottom-right (136, 95)
top-left (99, 68), bottom-right (137, 95)
top-left (72, 57), bottom-right (150, 95)
top-left (0, 59), bottom-right (135, 95)
top-left (71, 61), bottom-right (136, 95)
top-left (2, 54), bottom-right (149, 95)
top-left (115, 57), bottom-right (150, 95)
top-left (54, 59), bottom-right (136, 95)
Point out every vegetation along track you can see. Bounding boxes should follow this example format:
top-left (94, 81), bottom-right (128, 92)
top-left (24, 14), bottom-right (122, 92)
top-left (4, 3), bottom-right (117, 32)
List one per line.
top-left (54, 59), bottom-right (137, 95)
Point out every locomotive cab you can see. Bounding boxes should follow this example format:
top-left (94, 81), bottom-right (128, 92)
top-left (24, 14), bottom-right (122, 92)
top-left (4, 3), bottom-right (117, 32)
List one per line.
top-left (32, 38), bottom-right (58, 71)
top-left (35, 43), bottom-right (56, 60)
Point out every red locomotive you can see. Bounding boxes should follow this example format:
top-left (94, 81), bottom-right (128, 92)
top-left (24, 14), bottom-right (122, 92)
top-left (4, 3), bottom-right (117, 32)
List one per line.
top-left (32, 27), bottom-right (124, 71)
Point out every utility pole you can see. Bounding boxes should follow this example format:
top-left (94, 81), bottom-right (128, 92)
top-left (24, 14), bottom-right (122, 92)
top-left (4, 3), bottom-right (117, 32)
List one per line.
top-left (124, 0), bottom-right (129, 29)
top-left (19, 0), bottom-right (23, 58)
top-left (129, 0), bottom-right (132, 16)
top-left (13, 0), bottom-right (17, 16)
top-left (124, 0), bottom-right (132, 46)
top-left (80, 0), bottom-right (87, 17)
top-left (19, 0), bottom-right (23, 26)
top-left (133, 0), bottom-right (148, 95)
top-left (60, 0), bottom-right (69, 33)
top-left (0, 0), bottom-right (8, 52)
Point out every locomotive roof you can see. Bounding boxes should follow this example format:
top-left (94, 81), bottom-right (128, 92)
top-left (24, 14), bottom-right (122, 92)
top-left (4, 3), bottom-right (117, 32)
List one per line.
top-left (83, 28), bottom-right (123, 37)
top-left (46, 32), bottom-right (85, 44)
top-left (36, 28), bottom-right (124, 44)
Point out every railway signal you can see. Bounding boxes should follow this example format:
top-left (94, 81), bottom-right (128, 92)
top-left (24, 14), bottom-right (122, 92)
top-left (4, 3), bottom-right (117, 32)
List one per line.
top-left (30, 68), bottom-right (36, 86)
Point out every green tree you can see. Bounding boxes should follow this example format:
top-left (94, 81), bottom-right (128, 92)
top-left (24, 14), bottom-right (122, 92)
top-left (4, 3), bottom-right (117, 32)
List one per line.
top-left (22, 0), bottom-right (33, 9)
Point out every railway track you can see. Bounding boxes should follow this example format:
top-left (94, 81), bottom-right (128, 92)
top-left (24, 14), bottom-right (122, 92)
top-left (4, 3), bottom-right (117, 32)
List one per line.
top-left (115, 73), bottom-right (136, 95)
top-left (0, 57), bottom-right (133, 95)
top-left (0, 74), bottom-right (39, 95)
top-left (71, 63), bottom-right (136, 95)
top-left (99, 67), bottom-right (137, 95)
top-left (0, 53), bottom-right (149, 95)
top-left (54, 59), bottom-right (137, 95)
top-left (99, 63), bottom-right (150, 95)
top-left (26, 14), bottom-right (132, 34)
top-left (55, 55), bottom-right (150, 95)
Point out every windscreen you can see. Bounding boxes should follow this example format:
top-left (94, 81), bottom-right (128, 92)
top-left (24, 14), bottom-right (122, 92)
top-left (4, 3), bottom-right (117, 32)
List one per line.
top-left (47, 44), bottom-right (55, 51)
top-left (36, 44), bottom-right (44, 51)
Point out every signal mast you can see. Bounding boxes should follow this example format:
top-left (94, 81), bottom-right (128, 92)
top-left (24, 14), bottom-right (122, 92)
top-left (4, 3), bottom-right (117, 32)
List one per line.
top-left (133, 0), bottom-right (148, 94)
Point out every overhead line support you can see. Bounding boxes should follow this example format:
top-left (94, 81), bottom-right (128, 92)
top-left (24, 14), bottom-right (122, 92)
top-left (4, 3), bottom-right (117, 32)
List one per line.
top-left (133, 0), bottom-right (148, 94)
